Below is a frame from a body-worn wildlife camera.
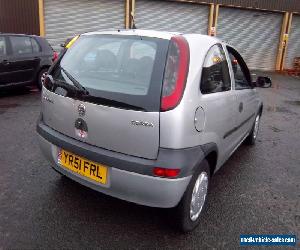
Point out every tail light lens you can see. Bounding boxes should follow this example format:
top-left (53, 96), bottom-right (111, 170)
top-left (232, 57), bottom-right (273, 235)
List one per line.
top-left (52, 51), bottom-right (58, 62)
top-left (153, 167), bottom-right (181, 178)
top-left (161, 36), bottom-right (189, 111)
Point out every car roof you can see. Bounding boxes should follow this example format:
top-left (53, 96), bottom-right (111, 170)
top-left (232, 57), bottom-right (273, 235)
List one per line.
top-left (83, 29), bottom-right (179, 39)
top-left (82, 29), bottom-right (222, 43)
top-left (0, 33), bottom-right (38, 38)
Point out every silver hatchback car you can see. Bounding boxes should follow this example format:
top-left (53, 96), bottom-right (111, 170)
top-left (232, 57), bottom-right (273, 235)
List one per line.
top-left (37, 30), bottom-right (269, 232)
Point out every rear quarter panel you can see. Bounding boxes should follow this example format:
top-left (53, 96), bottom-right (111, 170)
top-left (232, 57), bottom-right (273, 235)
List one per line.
top-left (159, 36), bottom-right (223, 154)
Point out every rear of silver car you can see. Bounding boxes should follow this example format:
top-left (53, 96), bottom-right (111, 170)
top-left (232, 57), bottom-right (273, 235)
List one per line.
top-left (37, 32), bottom-right (198, 208)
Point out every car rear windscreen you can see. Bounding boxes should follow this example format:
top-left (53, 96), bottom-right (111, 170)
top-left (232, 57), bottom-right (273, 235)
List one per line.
top-left (51, 34), bottom-right (169, 112)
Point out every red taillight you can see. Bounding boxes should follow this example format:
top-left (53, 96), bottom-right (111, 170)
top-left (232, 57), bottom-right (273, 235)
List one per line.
top-left (153, 167), bottom-right (181, 178)
top-left (52, 51), bottom-right (58, 62)
top-left (161, 36), bottom-right (189, 111)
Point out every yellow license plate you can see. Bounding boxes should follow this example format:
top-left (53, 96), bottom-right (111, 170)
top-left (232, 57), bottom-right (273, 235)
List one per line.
top-left (58, 149), bottom-right (108, 185)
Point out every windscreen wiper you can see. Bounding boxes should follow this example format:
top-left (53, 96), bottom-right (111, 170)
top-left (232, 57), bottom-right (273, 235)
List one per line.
top-left (60, 66), bottom-right (89, 95)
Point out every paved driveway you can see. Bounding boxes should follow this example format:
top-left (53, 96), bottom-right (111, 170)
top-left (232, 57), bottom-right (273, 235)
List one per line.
top-left (0, 73), bottom-right (299, 249)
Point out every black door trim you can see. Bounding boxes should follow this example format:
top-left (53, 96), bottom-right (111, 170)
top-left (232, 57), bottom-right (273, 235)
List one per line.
top-left (223, 113), bottom-right (255, 139)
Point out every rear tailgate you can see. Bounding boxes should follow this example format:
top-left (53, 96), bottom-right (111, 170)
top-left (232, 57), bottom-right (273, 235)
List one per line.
top-left (42, 90), bottom-right (159, 159)
top-left (42, 34), bottom-right (169, 160)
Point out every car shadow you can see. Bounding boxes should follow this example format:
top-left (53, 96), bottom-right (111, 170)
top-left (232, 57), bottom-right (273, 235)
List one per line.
top-left (32, 140), bottom-right (284, 248)
top-left (0, 86), bottom-right (39, 98)
top-left (38, 144), bottom-right (251, 237)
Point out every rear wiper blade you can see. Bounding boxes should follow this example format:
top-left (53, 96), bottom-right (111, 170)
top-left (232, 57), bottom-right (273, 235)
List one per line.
top-left (83, 95), bottom-right (146, 111)
top-left (60, 66), bottom-right (89, 95)
top-left (52, 79), bottom-right (82, 94)
top-left (49, 78), bottom-right (144, 111)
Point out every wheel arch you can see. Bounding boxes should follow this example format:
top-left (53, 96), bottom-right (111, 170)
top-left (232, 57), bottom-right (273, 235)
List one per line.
top-left (36, 65), bottom-right (50, 80)
top-left (38, 65), bottom-right (51, 73)
top-left (258, 103), bottom-right (263, 115)
top-left (201, 143), bottom-right (218, 177)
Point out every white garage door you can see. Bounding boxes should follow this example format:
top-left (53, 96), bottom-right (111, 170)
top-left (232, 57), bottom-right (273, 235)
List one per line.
top-left (44, 0), bottom-right (124, 51)
top-left (135, 0), bottom-right (209, 34)
top-left (285, 14), bottom-right (300, 69)
top-left (217, 7), bottom-right (283, 71)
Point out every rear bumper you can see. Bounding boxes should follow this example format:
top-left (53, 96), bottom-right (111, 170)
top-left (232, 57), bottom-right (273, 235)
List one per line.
top-left (36, 119), bottom-right (207, 208)
top-left (38, 135), bottom-right (191, 208)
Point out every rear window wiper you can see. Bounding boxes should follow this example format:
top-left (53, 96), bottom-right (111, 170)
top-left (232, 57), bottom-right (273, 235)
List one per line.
top-left (48, 77), bottom-right (144, 110)
top-left (50, 78), bottom-right (84, 95)
top-left (60, 66), bottom-right (89, 95)
top-left (45, 74), bottom-right (85, 97)
top-left (83, 95), bottom-right (146, 111)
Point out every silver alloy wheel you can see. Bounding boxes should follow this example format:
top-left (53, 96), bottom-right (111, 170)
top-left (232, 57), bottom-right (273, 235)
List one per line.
top-left (253, 115), bottom-right (260, 140)
top-left (41, 72), bottom-right (48, 85)
top-left (190, 172), bottom-right (208, 221)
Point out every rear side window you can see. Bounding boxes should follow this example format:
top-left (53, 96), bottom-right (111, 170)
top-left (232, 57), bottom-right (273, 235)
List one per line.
top-left (31, 38), bottom-right (41, 53)
top-left (200, 44), bottom-right (231, 94)
top-left (10, 36), bottom-right (33, 55)
top-left (0, 36), bottom-right (7, 56)
top-left (50, 35), bottom-right (169, 111)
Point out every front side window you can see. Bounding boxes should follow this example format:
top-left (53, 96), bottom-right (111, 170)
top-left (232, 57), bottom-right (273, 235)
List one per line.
top-left (227, 46), bottom-right (252, 90)
top-left (0, 36), bottom-right (7, 56)
top-left (10, 36), bottom-right (33, 55)
top-left (200, 44), bottom-right (231, 94)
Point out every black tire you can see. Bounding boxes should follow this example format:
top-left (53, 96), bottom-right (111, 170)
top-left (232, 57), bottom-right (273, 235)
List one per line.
top-left (174, 160), bottom-right (210, 232)
top-left (37, 68), bottom-right (49, 90)
top-left (245, 113), bottom-right (261, 145)
top-left (262, 82), bottom-right (272, 88)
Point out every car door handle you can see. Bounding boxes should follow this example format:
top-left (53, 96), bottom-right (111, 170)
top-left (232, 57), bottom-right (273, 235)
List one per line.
top-left (239, 102), bottom-right (243, 112)
top-left (2, 60), bottom-right (10, 65)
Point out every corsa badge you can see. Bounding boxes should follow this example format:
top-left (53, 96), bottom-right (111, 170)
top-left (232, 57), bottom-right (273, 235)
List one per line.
top-left (78, 104), bottom-right (86, 117)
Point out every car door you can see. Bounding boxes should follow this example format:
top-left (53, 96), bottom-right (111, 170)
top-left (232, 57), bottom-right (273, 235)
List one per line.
top-left (7, 35), bottom-right (40, 84)
top-left (0, 35), bottom-right (12, 86)
top-left (199, 44), bottom-right (239, 164)
top-left (226, 46), bottom-right (258, 143)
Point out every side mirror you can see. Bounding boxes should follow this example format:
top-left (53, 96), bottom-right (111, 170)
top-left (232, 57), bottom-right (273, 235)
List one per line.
top-left (253, 76), bottom-right (272, 88)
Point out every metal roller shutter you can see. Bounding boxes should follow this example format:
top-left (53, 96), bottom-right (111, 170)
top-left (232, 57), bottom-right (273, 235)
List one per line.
top-left (44, 0), bottom-right (124, 51)
top-left (217, 7), bottom-right (283, 71)
top-left (285, 15), bottom-right (300, 69)
top-left (135, 0), bottom-right (209, 34)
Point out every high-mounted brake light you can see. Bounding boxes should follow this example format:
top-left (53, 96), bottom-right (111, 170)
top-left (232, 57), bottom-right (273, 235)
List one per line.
top-left (153, 167), bottom-right (181, 178)
top-left (161, 36), bottom-right (190, 111)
